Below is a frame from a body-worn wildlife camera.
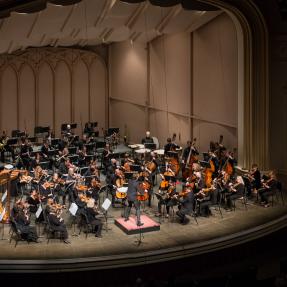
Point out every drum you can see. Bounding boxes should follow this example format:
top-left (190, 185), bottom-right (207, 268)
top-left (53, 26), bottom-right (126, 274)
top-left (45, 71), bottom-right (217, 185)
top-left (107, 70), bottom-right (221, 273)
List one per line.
top-left (135, 148), bottom-right (151, 154)
top-left (116, 186), bottom-right (128, 199)
top-left (154, 149), bottom-right (164, 155)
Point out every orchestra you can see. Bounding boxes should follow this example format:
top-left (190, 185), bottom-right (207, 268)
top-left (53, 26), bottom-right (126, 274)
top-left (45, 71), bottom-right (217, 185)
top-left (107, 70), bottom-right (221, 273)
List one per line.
top-left (0, 125), bottom-right (282, 245)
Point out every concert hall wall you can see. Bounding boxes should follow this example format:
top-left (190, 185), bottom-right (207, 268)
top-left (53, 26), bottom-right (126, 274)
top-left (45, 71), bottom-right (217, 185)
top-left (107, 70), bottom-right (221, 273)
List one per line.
top-left (0, 47), bottom-right (107, 137)
top-left (109, 13), bottom-right (238, 152)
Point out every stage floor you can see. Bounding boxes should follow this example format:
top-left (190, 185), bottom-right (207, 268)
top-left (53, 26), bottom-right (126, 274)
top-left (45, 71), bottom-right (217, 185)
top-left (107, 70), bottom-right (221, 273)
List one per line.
top-left (0, 190), bottom-right (286, 272)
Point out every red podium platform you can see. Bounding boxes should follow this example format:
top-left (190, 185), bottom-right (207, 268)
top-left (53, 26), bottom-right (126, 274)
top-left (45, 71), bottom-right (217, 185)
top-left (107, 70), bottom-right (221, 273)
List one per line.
top-left (115, 215), bottom-right (160, 235)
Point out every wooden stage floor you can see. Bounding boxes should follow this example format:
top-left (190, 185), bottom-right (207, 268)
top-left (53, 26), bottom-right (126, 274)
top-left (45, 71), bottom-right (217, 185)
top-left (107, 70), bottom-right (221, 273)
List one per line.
top-left (0, 190), bottom-right (286, 272)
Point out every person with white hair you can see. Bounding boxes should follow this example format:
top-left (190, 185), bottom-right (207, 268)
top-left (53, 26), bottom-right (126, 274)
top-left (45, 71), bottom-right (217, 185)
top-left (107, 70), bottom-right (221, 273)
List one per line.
top-left (86, 196), bottom-right (103, 238)
top-left (141, 130), bottom-right (154, 145)
top-left (225, 176), bottom-right (245, 211)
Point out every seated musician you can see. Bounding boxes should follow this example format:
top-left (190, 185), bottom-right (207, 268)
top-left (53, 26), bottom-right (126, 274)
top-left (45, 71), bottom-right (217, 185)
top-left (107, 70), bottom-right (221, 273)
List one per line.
top-left (78, 145), bottom-right (88, 167)
top-left (246, 163), bottom-right (262, 197)
top-left (47, 205), bottom-right (70, 244)
top-left (196, 186), bottom-right (214, 217)
top-left (0, 130), bottom-right (15, 162)
top-left (19, 137), bottom-right (33, 170)
top-left (175, 188), bottom-right (195, 225)
top-left (141, 131), bottom-right (154, 145)
top-left (258, 170), bottom-right (278, 208)
top-left (87, 178), bottom-right (101, 202)
top-left (84, 162), bottom-right (100, 186)
top-left (39, 181), bottom-right (53, 204)
top-left (58, 158), bottom-right (72, 175)
top-left (225, 176), bottom-right (245, 211)
top-left (13, 200), bottom-right (39, 242)
top-left (51, 172), bottom-right (66, 206)
top-left (65, 167), bottom-right (78, 203)
top-left (124, 173), bottom-right (143, 226)
top-left (164, 137), bottom-right (179, 156)
top-left (75, 193), bottom-right (88, 216)
top-left (41, 140), bottom-right (50, 161)
top-left (102, 143), bottom-right (112, 171)
top-left (86, 196), bottom-right (103, 238)
top-left (27, 189), bottom-right (41, 224)
top-left (155, 174), bottom-right (176, 218)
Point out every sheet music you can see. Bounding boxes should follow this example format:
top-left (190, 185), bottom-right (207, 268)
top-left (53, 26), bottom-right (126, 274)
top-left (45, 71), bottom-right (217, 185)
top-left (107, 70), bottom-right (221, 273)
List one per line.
top-left (102, 198), bottom-right (111, 211)
top-left (36, 205), bottom-right (43, 218)
top-left (1, 190), bottom-right (7, 203)
top-left (69, 202), bottom-right (78, 216)
top-left (0, 208), bottom-right (6, 221)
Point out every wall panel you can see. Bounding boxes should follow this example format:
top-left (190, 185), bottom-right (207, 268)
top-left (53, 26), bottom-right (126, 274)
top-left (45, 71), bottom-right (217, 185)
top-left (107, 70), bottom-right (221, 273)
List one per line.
top-left (0, 47), bottom-right (107, 138)
top-left (38, 62), bottom-right (53, 128)
top-left (90, 59), bottom-right (106, 131)
top-left (19, 64), bottom-right (35, 136)
top-left (73, 60), bottom-right (89, 134)
top-left (55, 61), bottom-right (71, 137)
top-left (0, 66), bottom-right (17, 135)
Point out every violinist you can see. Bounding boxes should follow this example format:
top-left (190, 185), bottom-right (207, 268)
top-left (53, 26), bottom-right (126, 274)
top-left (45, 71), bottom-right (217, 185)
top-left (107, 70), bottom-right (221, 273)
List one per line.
top-left (65, 167), bottom-right (78, 203)
top-left (84, 163), bottom-right (100, 186)
top-left (155, 174), bottom-right (175, 218)
top-left (87, 178), bottom-right (101, 202)
top-left (86, 196), bottom-right (103, 238)
top-left (47, 205), bottom-right (70, 244)
top-left (75, 193), bottom-right (88, 216)
top-left (246, 163), bottom-right (261, 197)
top-left (51, 172), bottom-right (66, 205)
top-left (102, 143), bottom-right (112, 170)
top-left (195, 186), bottom-right (214, 217)
top-left (58, 158), bottom-right (73, 175)
top-left (258, 170), bottom-right (278, 208)
top-left (41, 140), bottom-right (50, 161)
top-left (225, 176), bottom-right (245, 211)
top-left (175, 187), bottom-right (195, 225)
top-left (27, 189), bottom-right (41, 224)
top-left (19, 137), bottom-right (33, 170)
top-left (78, 145), bottom-right (88, 167)
top-left (13, 200), bottom-right (39, 242)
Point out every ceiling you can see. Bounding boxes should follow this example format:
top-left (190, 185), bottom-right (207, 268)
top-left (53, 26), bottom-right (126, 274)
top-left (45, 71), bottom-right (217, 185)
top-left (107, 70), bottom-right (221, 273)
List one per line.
top-left (0, 0), bottom-right (222, 54)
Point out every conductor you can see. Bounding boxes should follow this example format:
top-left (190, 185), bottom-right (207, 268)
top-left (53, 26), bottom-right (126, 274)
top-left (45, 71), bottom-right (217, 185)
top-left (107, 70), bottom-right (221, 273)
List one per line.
top-left (124, 174), bottom-right (143, 226)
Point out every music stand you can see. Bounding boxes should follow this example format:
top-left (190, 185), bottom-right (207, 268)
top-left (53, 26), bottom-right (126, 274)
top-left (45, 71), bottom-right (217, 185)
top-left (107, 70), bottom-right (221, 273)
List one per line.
top-left (61, 124), bottom-right (68, 132)
top-left (17, 132), bottom-right (26, 138)
top-left (144, 143), bottom-right (156, 150)
top-left (6, 138), bottom-right (18, 146)
top-left (102, 198), bottom-right (112, 232)
top-left (202, 152), bottom-right (210, 162)
top-left (107, 128), bottom-right (119, 136)
top-left (70, 123), bottom-right (77, 130)
top-left (199, 160), bottom-right (211, 169)
top-left (51, 138), bottom-right (60, 147)
top-left (95, 141), bottom-right (106, 149)
top-left (124, 172), bottom-right (135, 180)
top-left (130, 165), bottom-right (142, 172)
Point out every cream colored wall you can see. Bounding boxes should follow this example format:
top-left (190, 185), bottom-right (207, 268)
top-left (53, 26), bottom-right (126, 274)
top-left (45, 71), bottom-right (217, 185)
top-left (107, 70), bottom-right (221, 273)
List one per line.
top-left (0, 47), bottom-right (107, 137)
top-left (109, 14), bottom-right (238, 151)
top-left (149, 32), bottom-right (191, 147)
top-left (109, 41), bottom-right (148, 143)
top-left (193, 13), bottom-right (238, 153)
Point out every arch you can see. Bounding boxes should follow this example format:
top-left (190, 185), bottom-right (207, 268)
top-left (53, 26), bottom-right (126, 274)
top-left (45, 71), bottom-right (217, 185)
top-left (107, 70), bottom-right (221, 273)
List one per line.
top-left (55, 60), bottom-right (71, 137)
top-left (38, 61), bottom-right (54, 128)
top-left (18, 64), bottom-right (36, 135)
top-left (0, 65), bottom-right (18, 135)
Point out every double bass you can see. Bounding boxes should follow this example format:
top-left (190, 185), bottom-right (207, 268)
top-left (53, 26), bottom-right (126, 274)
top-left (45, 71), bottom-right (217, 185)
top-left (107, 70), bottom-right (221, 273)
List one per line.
top-left (182, 138), bottom-right (198, 180)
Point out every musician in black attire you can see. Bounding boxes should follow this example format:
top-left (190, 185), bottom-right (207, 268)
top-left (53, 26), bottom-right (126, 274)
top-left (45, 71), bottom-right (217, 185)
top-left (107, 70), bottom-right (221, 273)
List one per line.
top-left (225, 176), bottom-right (245, 210)
top-left (102, 143), bottom-right (111, 171)
top-left (27, 189), bottom-right (41, 224)
top-left (105, 158), bottom-right (117, 207)
top-left (19, 137), bottom-right (33, 170)
top-left (86, 198), bottom-right (103, 238)
top-left (258, 171), bottom-right (278, 207)
top-left (13, 201), bottom-right (39, 242)
top-left (249, 163), bottom-right (262, 195)
top-left (176, 189), bottom-right (195, 224)
top-left (0, 130), bottom-right (15, 162)
top-left (124, 175), bottom-right (143, 226)
top-left (164, 137), bottom-right (179, 156)
top-left (181, 140), bottom-right (199, 179)
top-left (47, 206), bottom-right (70, 244)
top-left (141, 131), bottom-right (154, 145)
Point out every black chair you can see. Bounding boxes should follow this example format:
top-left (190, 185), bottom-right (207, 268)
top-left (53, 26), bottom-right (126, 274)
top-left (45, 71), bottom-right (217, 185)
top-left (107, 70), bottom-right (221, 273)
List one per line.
top-left (271, 181), bottom-right (284, 206)
top-left (68, 146), bottom-right (77, 155)
top-left (78, 213), bottom-right (93, 239)
top-left (9, 219), bottom-right (29, 247)
top-left (45, 212), bottom-right (62, 244)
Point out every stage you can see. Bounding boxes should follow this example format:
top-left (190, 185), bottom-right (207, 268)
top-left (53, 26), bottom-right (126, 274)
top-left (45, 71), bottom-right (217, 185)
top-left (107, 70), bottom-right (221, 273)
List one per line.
top-left (0, 193), bottom-right (286, 273)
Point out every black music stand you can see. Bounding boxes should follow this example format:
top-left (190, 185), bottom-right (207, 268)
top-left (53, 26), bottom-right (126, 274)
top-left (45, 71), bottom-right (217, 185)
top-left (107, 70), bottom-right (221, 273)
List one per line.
top-left (107, 128), bottom-right (119, 136)
top-left (202, 152), bottom-right (210, 162)
top-left (6, 138), bottom-right (18, 146)
top-left (70, 123), bottom-right (77, 130)
top-left (144, 143), bottom-right (156, 150)
top-left (199, 160), bottom-right (211, 169)
top-left (130, 165), bottom-right (142, 172)
top-left (51, 138), bottom-right (60, 147)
